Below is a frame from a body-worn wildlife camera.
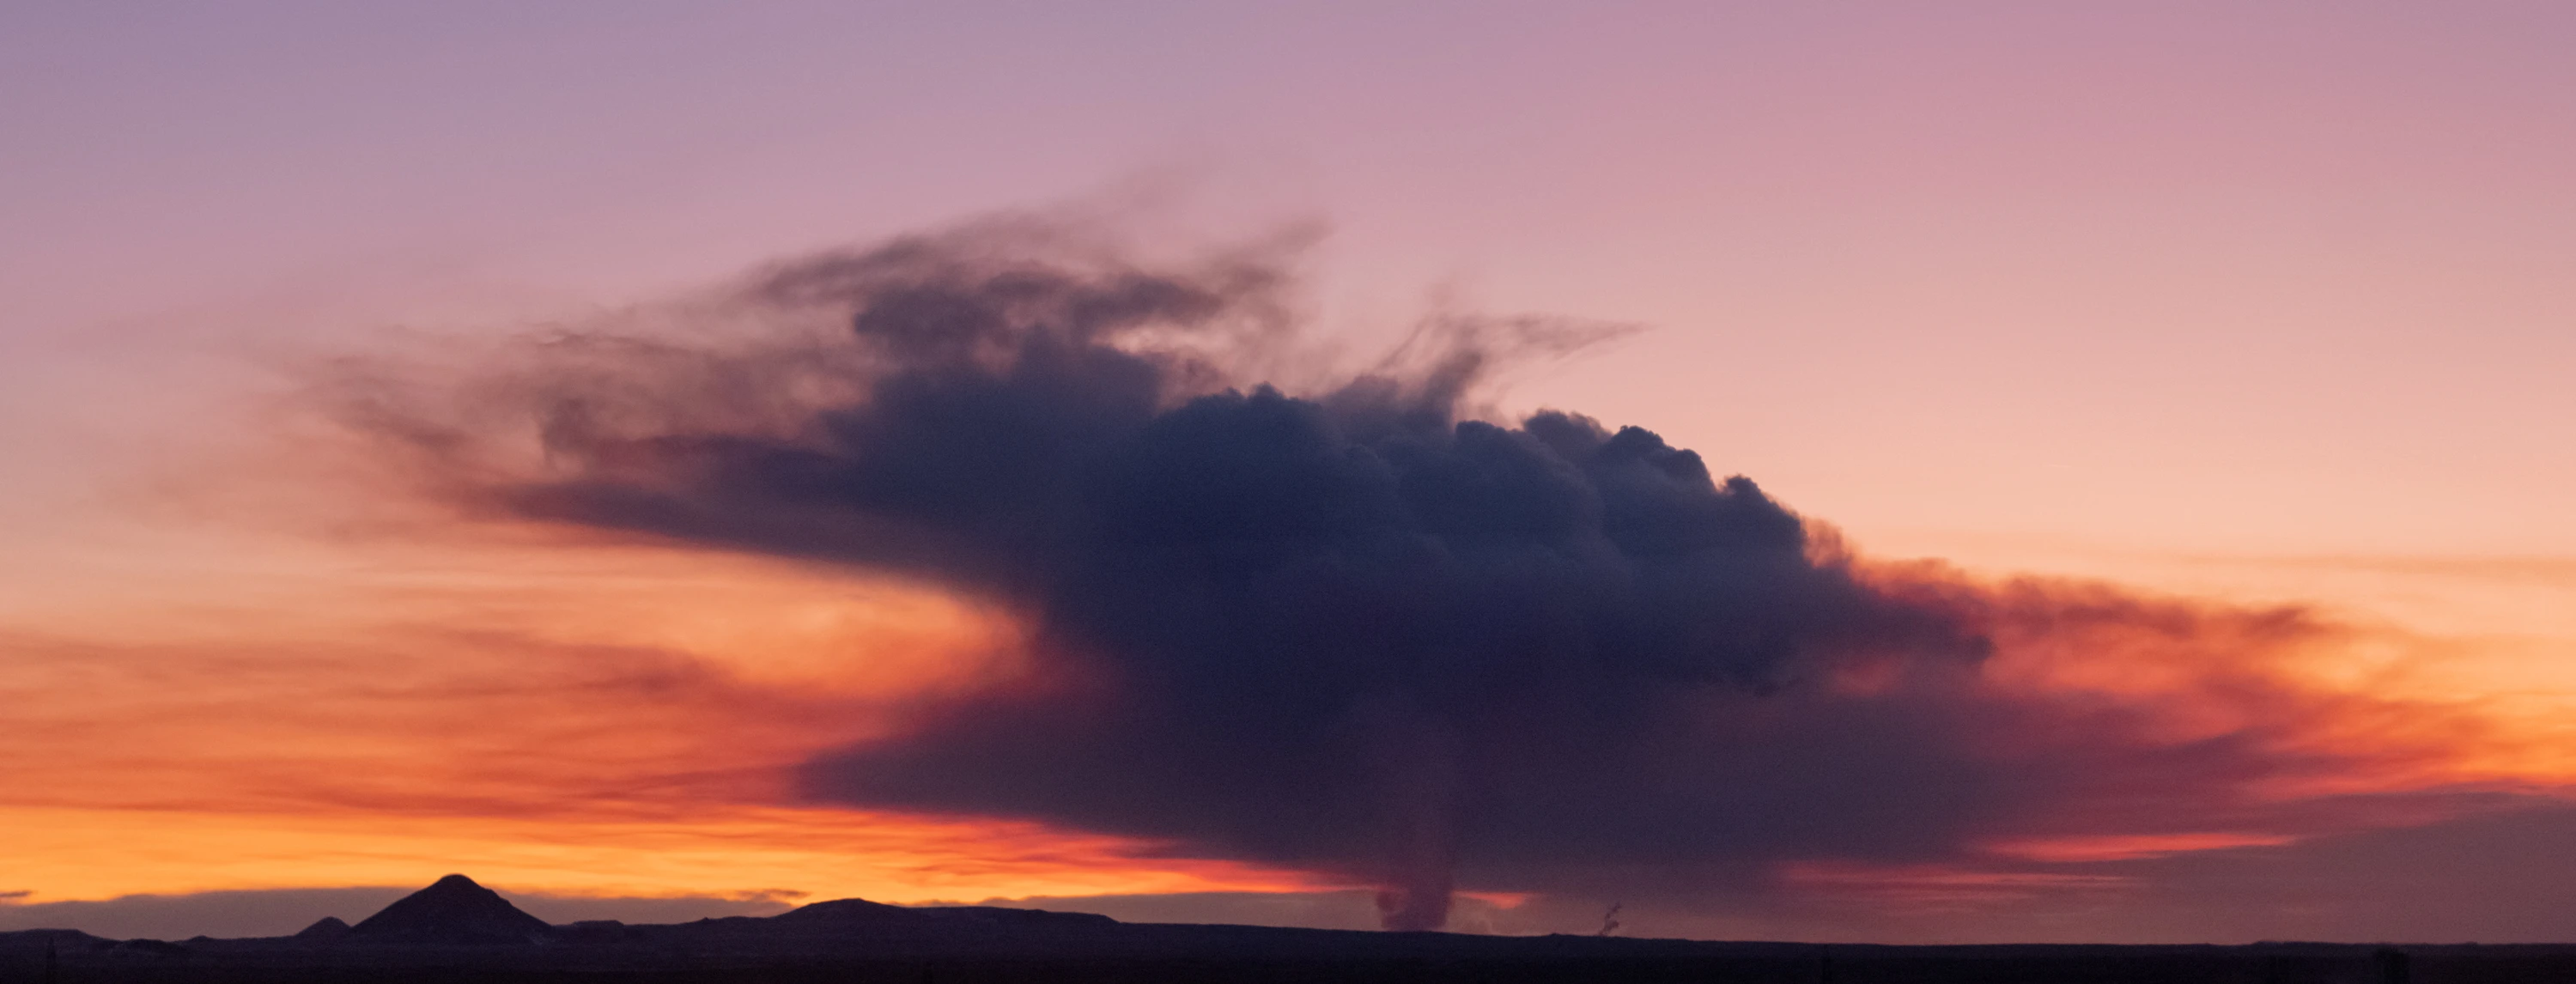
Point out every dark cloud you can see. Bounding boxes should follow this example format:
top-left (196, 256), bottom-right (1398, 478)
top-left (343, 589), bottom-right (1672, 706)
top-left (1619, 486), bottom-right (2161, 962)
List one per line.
top-left (341, 222), bottom-right (2515, 931)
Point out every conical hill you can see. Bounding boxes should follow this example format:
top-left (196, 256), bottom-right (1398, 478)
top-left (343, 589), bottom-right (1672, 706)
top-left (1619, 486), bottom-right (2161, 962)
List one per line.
top-left (348, 874), bottom-right (550, 944)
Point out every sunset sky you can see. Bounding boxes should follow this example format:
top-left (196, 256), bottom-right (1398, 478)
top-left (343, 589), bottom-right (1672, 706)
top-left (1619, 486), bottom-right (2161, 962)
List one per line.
top-left (6, 2), bottom-right (2576, 944)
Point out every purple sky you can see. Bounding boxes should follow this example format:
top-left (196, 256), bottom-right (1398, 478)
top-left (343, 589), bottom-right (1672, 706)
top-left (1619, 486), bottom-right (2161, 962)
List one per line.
top-left (5, 2), bottom-right (2576, 942)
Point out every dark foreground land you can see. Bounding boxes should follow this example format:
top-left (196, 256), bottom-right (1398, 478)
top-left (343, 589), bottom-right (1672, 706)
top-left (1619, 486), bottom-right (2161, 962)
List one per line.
top-left (14, 939), bottom-right (2576, 984)
top-left (4, 877), bottom-right (2565, 983)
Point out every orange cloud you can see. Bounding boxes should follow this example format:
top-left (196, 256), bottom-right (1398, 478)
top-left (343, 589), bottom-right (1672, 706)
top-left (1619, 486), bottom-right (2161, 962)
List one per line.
top-left (0, 518), bottom-right (1328, 904)
top-left (1846, 560), bottom-right (2576, 858)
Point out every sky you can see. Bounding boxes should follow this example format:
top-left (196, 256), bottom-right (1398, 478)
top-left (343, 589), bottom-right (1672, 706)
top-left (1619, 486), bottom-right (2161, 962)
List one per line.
top-left (3, 1), bottom-right (2575, 944)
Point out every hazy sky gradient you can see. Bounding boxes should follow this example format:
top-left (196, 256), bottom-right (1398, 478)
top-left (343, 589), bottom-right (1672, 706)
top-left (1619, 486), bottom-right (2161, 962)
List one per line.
top-left (4, 1), bottom-right (2574, 942)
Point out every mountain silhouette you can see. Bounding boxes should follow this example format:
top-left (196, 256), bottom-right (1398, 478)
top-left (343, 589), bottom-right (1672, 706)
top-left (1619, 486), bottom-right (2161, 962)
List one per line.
top-left (769, 897), bottom-right (925, 925)
top-left (5, 875), bottom-right (2551, 982)
top-left (347, 874), bottom-right (549, 943)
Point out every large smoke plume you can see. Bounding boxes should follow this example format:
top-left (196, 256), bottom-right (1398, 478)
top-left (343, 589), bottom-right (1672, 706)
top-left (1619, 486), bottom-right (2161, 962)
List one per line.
top-left (338, 221), bottom-right (2490, 930)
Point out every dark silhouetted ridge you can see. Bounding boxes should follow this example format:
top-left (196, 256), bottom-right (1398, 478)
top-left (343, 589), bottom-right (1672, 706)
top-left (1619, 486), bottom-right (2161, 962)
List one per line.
top-left (769, 896), bottom-right (1119, 931)
top-left (770, 897), bottom-right (925, 925)
top-left (915, 905), bottom-right (1118, 928)
top-left (348, 874), bottom-right (549, 944)
top-left (292, 916), bottom-right (349, 940)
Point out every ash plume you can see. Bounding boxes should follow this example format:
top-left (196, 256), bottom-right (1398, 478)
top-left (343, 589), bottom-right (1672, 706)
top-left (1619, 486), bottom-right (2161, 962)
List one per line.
top-left (336, 220), bottom-right (2485, 930)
